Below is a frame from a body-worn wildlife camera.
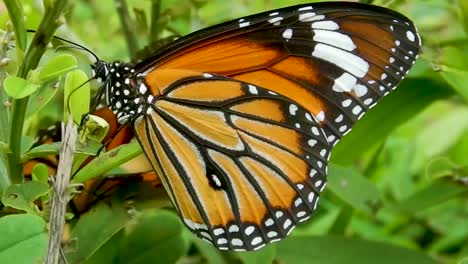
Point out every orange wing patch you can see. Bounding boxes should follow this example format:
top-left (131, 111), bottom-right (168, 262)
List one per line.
top-left (240, 157), bottom-right (296, 209)
top-left (231, 115), bottom-right (302, 155)
top-left (167, 80), bottom-right (245, 102)
top-left (156, 100), bottom-right (244, 151)
top-left (232, 70), bottom-right (326, 116)
top-left (150, 111), bottom-right (233, 226)
top-left (207, 149), bottom-right (268, 224)
top-left (237, 131), bottom-right (309, 184)
top-left (230, 99), bottom-right (285, 122)
top-left (158, 38), bottom-right (283, 75)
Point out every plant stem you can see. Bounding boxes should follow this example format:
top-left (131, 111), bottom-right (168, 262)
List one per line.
top-left (149, 0), bottom-right (161, 43)
top-left (6, 0), bottom-right (70, 184)
top-left (115, 0), bottom-right (139, 58)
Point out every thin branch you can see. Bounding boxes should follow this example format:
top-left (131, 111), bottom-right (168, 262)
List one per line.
top-left (115, 0), bottom-right (139, 58)
top-left (46, 118), bottom-right (77, 264)
top-left (149, 0), bottom-right (161, 43)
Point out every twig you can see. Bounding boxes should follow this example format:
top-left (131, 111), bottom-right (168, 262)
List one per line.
top-left (149, 0), bottom-right (161, 43)
top-left (46, 118), bottom-right (77, 264)
top-left (115, 0), bottom-right (139, 58)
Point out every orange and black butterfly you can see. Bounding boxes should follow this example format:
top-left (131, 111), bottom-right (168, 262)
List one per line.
top-left (87, 2), bottom-right (421, 251)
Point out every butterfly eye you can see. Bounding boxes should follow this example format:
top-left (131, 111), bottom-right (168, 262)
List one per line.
top-left (88, 2), bottom-right (421, 251)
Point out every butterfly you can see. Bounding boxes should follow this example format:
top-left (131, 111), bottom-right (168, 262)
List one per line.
top-left (87, 2), bottom-right (421, 251)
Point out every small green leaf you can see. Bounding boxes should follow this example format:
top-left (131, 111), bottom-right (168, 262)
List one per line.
top-left (31, 163), bottom-right (50, 184)
top-left (64, 70), bottom-right (90, 124)
top-left (276, 236), bottom-right (437, 264)
top-left (38, 54), bottom-right (77, 82)
top-left (1, 181), bottom-right (49, 214)
top-left (327, 164), bottom-right (381, 214)
top-left (3, 76), bottom-right (40, 99)
top-left (0, 214), bottom-right (48, 264)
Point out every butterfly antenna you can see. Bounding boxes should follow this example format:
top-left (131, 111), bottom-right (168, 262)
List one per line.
top-left (27, 29), bottom-right (100, 62)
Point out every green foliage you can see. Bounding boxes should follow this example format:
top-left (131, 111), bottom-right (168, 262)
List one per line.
top-left (0, 214), bottom-right (48, 264)
top-left (0, 0), bottom-right (467, 263)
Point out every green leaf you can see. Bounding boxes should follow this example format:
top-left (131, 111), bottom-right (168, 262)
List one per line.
top-left (327, 164), bottom-right (381, 214)
top-left (415, 107), bottom-right (468, 158)
top-left (1, 181), bottom-right (49, 214)
top-left (21, 142), bottom-right (60, 162)
top-left (0, 157), bottom-right (8, 195)
top-left (20, 135), bottom-right (35, 155)
top-left (0, 214), bottom-right (48, 264)
top-left (236, 244), bottom-right (276, 264)
top-left (31, 163), bottom-right (50, 184)
top-left (3, 76), bottom-right (40, 99)
top-left (71, 141), bottom-right (142, 183)
top-left (64, 70), bottom-right (90, 124)
top-left (276, 236), bottom-right (437, 264)
top-left (37, 54), bottom-right (77, 82)
top-left (85, 231), bottom-right (124, 264)
top-left (192, 237), bottom-right (228, 264)
top-left (26, 82), bottom-right (59, 117)
top-left (398, 178), bottom-right (468, 213)
top-left (439, 67), bottom-right (468, 103)
top-left (461, 0), bottom-right (468, 34)
top-left (66, 202), bottom-right (130, 263)
top-left (118, 210), bottom-right (189, 264)
top-left (332, 78), bottom-right (454, 165)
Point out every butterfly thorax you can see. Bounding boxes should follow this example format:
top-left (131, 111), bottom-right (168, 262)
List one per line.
top-left (92, 60), bottom-right (154, 124)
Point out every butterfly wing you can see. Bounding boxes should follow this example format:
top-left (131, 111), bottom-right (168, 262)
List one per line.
top-left (136, 2), bottom-right (420, 146)
top-left (123, 2), bottom-right (422, 251)
top-left (134, 70), bottom-right (329, 251)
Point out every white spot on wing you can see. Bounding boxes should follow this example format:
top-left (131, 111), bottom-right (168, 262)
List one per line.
top-left (282, 28), bottom-right (293, 39)
top-left (311, 21), bottom-right (339, 30)
top-left (289, 104), bottom-right (298, 115)
top-left (312, 44), bottom-right (369, 78)
top-left (248, 84), bottom-right (258, 94)
top-left (268, 16), bottom-right (283, 25)
top-left (299, 12), bottom-right (323, 22)
top-left (239, 21), bottom-right (250, 28)
top-left (316, 111), bottom-right (325, 122)
top-left (298, 6), bottom-right (313, 11)
top-left (333, 72), bottom-right (357, 93)
top-left (313, 30), bottom-right (356, 51)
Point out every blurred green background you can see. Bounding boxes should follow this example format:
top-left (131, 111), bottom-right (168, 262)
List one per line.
top-left (0, 0), bottom-right (467, 263)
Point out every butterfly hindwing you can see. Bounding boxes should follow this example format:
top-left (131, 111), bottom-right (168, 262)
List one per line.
top-left (134, 71), bottom-right (329, 250)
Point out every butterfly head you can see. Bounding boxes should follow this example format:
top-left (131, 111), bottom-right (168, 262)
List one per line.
top-left (92, 60), bottom-right (154, 124)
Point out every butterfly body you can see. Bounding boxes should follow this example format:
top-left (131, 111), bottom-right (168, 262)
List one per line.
top-left (90, 2), bottom-right (421, 251)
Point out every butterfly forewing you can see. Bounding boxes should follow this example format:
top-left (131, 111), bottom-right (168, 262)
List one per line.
top-left (137, 2), bottom-right (420, 146)
top-left (95, 2), bottom-right (421, 251)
